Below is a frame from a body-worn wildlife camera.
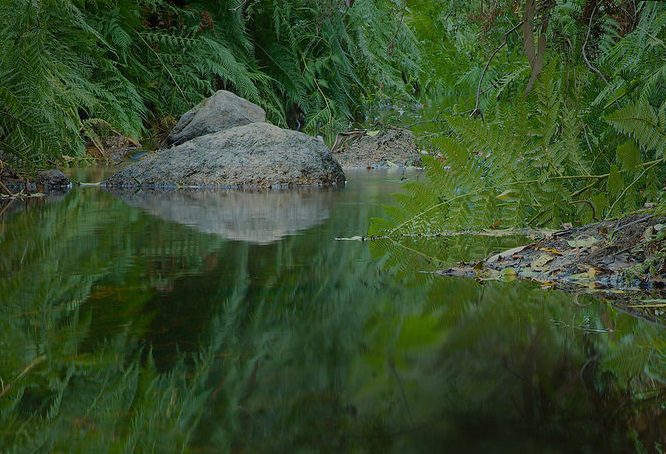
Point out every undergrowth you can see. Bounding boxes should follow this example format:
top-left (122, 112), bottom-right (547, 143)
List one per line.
top-left (372, 0), bottom-right (666, 237)
top-left (0, 0), bottom-right (419, 170)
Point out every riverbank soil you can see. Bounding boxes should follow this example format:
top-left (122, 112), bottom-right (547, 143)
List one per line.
top-left (440, 213), bottom-right (666, 309)
top-left (331, 127), bottom-right (422, 168)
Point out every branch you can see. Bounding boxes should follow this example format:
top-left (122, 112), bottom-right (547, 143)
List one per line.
top-left (522, 0), bottom-right (537, 65)
top-left (336, 227), bottom-right (556, 242)
top-left (582, 5), bottom-right (609, 84)
top-left (525, 4), bottom-right (550, 94)
top-left (472, 20), bottom-right (524, 118)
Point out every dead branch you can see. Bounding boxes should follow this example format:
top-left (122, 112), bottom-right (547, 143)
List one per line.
top-left (523, 0), bottom-right (551, 94)
top-left (582, 5), bottom-right (609, 84)
top-left (472, 20), bottom-right (524, 118)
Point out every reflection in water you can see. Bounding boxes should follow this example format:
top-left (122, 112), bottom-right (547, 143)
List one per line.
top-left (0, 172), bottom-right (665, 452)
top-left (114, 189), bottom-right (335, 244)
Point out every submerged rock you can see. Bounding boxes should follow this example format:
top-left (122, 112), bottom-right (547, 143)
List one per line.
top-left (332, 127), bottom-right (421, 169)
top-left (105, 122), bottom-right (345, 189)
top-left (167, 90), bottom-right (266, 145)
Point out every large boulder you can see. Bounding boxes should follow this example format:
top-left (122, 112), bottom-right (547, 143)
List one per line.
top-left (105, 122), bottom-right (345, 189)
top-left (167, 90), bottom-right (266, 145)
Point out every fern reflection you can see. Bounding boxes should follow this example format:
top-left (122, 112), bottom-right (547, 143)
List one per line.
top-left (0, 181), bottom-right (664, 452)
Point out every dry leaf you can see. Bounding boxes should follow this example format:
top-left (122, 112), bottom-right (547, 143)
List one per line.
top-left (487, 245), bottom-right (528, 263)
top-left (531, 254), bottom-right (555, 270)
top-left (567, 236), bottom-right (599, 248)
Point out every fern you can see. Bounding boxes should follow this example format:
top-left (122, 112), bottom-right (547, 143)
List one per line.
top-left (606, 98), bottom-right (666, 158)
top-left (0, 0), bottom-right (418, 167)
top-left (376, 0), bottom-right (666, 238)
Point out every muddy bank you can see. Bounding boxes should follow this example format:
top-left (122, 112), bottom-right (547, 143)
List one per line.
top-left (439, 213), bottom-right (666, 306)
top-left (331, 127), bottom-right (422, 169)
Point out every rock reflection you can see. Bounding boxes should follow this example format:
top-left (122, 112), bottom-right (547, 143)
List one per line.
top-left (113, 189), bottom-right (336, 244)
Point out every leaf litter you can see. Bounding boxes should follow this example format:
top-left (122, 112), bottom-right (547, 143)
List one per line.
top-left (439, 213), bottom-right (666, 319)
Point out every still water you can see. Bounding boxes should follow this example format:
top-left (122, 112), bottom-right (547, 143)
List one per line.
top-left (0, 171), bottom-right (664, 453)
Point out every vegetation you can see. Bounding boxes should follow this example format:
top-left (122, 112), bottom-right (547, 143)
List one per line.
top-left (1, 2), bottom-right (666, 451)
top-left (0, 0), bottom-right (418, 169)
top-left (373, 0), bottom-right (666, 237)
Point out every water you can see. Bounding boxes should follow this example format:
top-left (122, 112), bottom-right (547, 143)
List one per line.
top-left (0, 171), bottom-right (664, 453)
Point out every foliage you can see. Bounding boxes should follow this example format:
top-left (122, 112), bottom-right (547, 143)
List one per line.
top-left (0, 0), bottom-right (419, 168)
top-left (375, 0), bottom-right (666, 237)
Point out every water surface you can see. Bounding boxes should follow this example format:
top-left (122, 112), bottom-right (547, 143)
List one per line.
top-left (0, 171), bottom-right (664, 453)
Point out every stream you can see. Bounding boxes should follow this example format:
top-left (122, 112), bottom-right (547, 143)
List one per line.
top-left (0, 170), bottom-right (665, 452)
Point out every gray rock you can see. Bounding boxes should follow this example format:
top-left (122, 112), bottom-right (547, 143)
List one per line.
top-left (36, 169), bottom-right (70, 190)
top-left (167, 90), bottom-right (266, 145)
top-left (105, 122), bottom-right (346, 189)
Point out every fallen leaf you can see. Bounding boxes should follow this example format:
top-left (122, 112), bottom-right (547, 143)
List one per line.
top-left (537, 247), bottom-right (562, 256)
top-left (487, 245), bottom-right (528, 264)
top-left (567, 236), bottom-right (599, 248)
top-left (531, 254), bottom-right (555, 270)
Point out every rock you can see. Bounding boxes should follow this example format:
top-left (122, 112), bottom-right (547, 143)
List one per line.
top-left (36, 169), bottom-right (70, 190)
top-left (105, 123), bottom-right (345, 189)
top-left (332, 127), bottom-right (421, 169)
top-left (167, 90), bottom-right (266, 145)
top-left (99, 134), bottom-right (141, 163)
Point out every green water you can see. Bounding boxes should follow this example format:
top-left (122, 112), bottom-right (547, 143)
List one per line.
top-left (0, 171), bottom-right (664, 453)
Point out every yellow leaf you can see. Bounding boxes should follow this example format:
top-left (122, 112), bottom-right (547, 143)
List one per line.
top-left (496, 189), bottom-right (520, 201)
top-left (537, 247), bottom-right (562, 256)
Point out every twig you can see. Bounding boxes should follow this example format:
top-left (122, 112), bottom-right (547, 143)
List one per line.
top-left (134, 29), bottom-right (187, 102)
top-left (607, 159), bottom-right (663, 217)
top-left (571, 180), bottom-right (600, 198)
top-left (582, 5), bottom-right (609, 84)
top-left (0, 180), bottom-right (14, 197)
top-left (386, 190), bottom-right (483, 237)
top-left (472, 21), bottom-right (523, 118)
top-left (611, 214), bottom-right (653, 235)
top-left (0, 355), bottom-right (47, 399)
top-left (515, 158), bottom-right (664, 186)
top-left (337, 227), bottom-right (555, 242)
top-left (627, 303), bottom-right (666, 309)
top-left (0, 197), bottom-right (16, 218)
